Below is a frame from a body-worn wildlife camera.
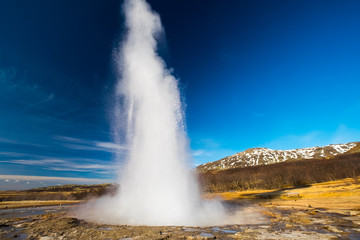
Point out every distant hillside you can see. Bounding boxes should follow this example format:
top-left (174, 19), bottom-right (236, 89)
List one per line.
top-left (198, 141), bottom-right (360, 172)
top-left (0, 184), bottom-right (116, 202)
top-left (199, 152), bottom-right (360, 192)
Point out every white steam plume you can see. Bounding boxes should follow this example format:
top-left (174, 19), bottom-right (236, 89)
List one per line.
top-left (77, 0), bottom-right (226, 226)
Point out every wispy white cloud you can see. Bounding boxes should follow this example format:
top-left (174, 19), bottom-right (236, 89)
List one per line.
top-left (192, 149), bottom-right (206, 157)
top-left (8, 159), bottom-right (66, 165)
top-left (0, 137), bottom-right (44, 147)
top-left (0, 158), bottom-right (115, 173)
top-left (95, 141), bottom-right (127, 151)
top-left (45, 167), bottom-right (94, 172)
top-left (54, 136), bottom-right (85, 144)
top-left (0, 152), bottom-right (26, 157)
top-left (54, 135), bottom-right (127, 153)
top-left (0, 175), bottom-right (110, 182)
top-left (0, 152), bottom-right (107, 165)
top-left (0, 137), bottom-right (22, 144)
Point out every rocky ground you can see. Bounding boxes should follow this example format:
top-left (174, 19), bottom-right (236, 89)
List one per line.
top-left (1, 202), bottom-right (360, 240)
top-left (1, 179), bottom-right (360, 239)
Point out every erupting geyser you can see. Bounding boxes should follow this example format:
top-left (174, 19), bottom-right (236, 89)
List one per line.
top-left (77, 0), bottom-right (226, 226)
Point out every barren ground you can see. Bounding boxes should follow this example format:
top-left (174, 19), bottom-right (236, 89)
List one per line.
top-left (1, 178), bottom-right (360, 239)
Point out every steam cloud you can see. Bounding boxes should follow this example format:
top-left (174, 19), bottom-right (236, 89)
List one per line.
top-left (77, 0), bottom-right (226, 226)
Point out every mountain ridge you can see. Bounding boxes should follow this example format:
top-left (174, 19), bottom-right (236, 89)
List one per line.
top-left (197, 141), bottom-right (360, 172)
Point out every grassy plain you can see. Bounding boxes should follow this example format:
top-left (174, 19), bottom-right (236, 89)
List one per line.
top-left (208, 177), bottom-right (360, 215)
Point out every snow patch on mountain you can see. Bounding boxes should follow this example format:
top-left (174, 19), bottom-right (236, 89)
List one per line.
top-left (198, 142), bottom-right (359, 172)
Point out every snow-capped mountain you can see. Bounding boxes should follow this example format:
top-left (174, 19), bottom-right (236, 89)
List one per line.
top-left (197, 142), bottom-right (360, 172)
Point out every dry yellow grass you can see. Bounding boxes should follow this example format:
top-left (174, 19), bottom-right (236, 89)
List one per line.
top-left (205, 189), bottom-right (275, 200)
top-left (206, 178), bottom-right (360, 215)
top-left (272, 178), bottom-right (360, 214)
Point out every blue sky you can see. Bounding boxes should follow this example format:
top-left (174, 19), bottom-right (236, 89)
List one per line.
top-left (0, 0), bottom-right (359, 189)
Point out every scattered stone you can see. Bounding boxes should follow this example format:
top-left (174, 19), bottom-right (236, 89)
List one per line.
top-left (259, 225), bottom-right (270, 229)
top-left (324, 225), bottom-right (343, 233)
top-left (285, 224), bottom-right (293, 228)
top-left (350, 211), bottom-right (360, 216)
top-left (307, 210), bottom-right (319, 215)
top-left (39, 237), bottom-right (53, 240)
top-left (232, 232), bottom-right (243, 238)
top-left (1, 203), bottom-right (360, 240)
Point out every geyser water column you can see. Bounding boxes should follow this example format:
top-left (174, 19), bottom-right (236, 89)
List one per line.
top-left (77, 0), bottom-right (225, 226)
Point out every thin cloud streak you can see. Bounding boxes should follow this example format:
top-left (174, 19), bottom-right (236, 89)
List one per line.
top-left (0, 175), bottom-right (110, 182)
top-left (0, 137), bottom-right (44, 147)
top-left (0, 152), bottom-right (26, 157)
top-left (0, 158), bottom-right (115, 173)
top-left (55, 135), bottom-right (127, 153)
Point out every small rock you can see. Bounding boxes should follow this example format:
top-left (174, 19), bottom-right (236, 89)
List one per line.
top-left (285, 224), bottom-right (293, 228)
top-left (350, 211), bottom-right (360, 216)
top-left (325, 226), bottom-right (343, 233)
top-left (186, 233), bottom-right (215, 240)
top-left (307, 210), bottom-right (319, 215)
top-left (232, 232), bottom-right (243, 238)
top-left (39, 237), bottom-right (53, 240)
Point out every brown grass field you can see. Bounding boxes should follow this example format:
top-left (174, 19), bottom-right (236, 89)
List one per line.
top-left (207, 177), bottom-right (360, 216)
top-left (1, 177), bottom-right (359, 217)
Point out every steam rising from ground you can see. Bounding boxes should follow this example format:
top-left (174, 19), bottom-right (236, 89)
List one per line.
top-left (77, 0), bottom-right (226, 226)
